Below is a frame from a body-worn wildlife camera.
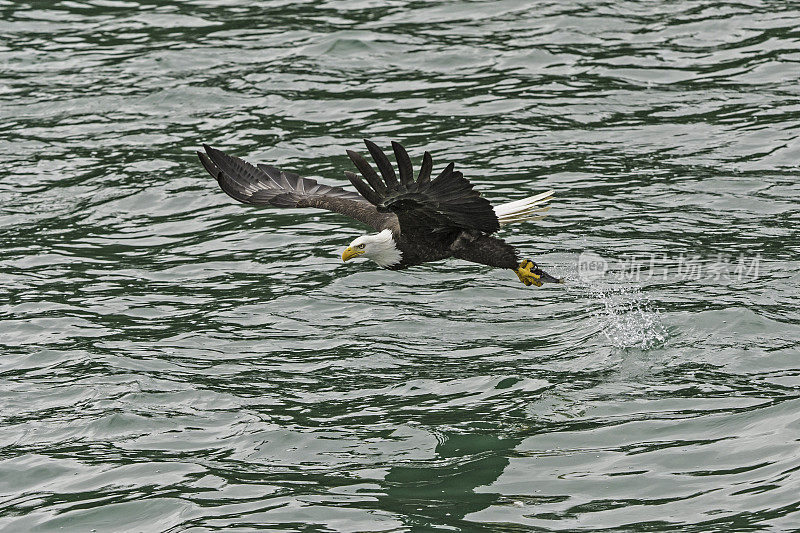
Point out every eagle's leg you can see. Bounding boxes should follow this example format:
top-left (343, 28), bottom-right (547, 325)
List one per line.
top-left (515, 259), bottom-right (563, 287)
top-left (451, 234), bottom-right (562, 287)
top-left (449, 229), bottom-right (480, 253)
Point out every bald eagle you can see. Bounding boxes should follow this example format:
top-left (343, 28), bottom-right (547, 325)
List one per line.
top-left (197, 140), bottom-right (562, 286)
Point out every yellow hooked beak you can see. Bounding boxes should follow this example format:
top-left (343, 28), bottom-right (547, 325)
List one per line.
top-left (341, 246), bottom-right (365, 262)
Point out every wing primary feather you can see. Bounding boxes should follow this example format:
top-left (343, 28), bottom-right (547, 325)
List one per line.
top-left (255, 164), bottom-right (283, 186)
top-left (216, 172), bottom-right (256, 204)
top-left (417, 151), bottom-right (433, 184)
top-left (200, 145), bottom-right (371, 207)
top-left (345, 171), bottom-right (382, 205)
top-left (346, 150), bottom-right (387, 195)
top-left (391, 141), bottom-right (414, 188)
top-left (364, 139), bottom-right (399, 188)
top-left (433, 161), bottom-right (455, 183)
top-left (287, 171), bottom-right (305, 194)
top-left (276, 171), bottom-right (293, 191)
top-left (197, 151), bottom-right (221, 181)
top-left (203, 144), bottom-right (260, 193)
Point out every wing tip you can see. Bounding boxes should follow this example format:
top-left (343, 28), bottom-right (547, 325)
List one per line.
top-left (201, 143), bottom-right (227, 165)
top-left (197, 150), bottom-right (222, 180)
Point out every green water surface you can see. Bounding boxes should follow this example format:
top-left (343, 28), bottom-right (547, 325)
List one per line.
top-left (1, 1), bottom-right (799, 531)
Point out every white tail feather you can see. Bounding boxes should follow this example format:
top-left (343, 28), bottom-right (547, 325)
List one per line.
top-left (494, 190), bottom-right (554, 226)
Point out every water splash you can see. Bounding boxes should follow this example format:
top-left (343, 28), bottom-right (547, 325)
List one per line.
top-left (566, 249), bottom-right (669, 349)
top-left (588, 284), bottom-right (668, 350)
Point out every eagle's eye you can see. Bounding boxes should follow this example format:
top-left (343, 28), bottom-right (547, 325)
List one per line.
top-left (357, 244), bottom-right (366, 249)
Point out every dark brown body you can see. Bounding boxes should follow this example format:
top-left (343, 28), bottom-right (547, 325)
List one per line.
top-left (390, 230), bottom-right (518, 271)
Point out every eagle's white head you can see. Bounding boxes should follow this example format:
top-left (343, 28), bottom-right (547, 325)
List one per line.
top-left (341, 229), bottom-right (402, 268)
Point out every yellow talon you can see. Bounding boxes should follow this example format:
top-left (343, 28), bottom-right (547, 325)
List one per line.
top-left (515, 260), bottom-right (544, 287)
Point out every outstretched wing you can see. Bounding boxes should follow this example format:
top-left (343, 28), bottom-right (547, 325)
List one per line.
top-left (345, 140), bottom-right (500, 235)
top-left (198, 145), bottom-right (394, 231)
